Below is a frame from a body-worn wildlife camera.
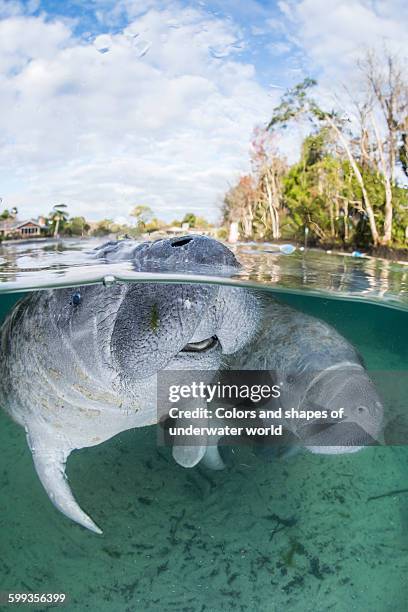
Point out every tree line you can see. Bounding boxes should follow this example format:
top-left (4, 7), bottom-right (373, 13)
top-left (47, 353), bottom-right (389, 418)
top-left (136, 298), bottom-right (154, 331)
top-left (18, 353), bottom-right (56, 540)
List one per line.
top-left (0, 203), bottom-right (213, 239)
top-left (222, 49), bottom-right (408, 250)
top-left (91, 207), bottom-right (212, 237)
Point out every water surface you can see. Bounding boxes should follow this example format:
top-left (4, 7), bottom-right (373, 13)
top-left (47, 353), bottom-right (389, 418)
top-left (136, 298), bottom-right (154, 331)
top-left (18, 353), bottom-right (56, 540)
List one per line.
top-left (0, 238), bottom-right (407, 311)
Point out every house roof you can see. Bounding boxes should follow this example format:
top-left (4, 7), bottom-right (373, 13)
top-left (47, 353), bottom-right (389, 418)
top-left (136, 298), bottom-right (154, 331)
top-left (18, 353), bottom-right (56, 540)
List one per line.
top-left (0, 218), bottom-right (46, 231)
top-left (15, 220), bottom-right (45, 229)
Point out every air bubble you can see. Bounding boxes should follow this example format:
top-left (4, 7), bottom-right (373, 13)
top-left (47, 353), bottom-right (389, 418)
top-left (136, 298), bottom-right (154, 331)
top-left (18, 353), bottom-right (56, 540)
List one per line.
top-left (103, 275), bottom-right (116, 287)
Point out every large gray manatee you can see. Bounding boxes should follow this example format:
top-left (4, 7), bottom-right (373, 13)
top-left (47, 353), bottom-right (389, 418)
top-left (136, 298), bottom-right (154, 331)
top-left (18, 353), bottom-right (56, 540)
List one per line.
top-left (0, 235), bottom-right (383, 534)
top-left (0, 236), bottom-right (260, 533)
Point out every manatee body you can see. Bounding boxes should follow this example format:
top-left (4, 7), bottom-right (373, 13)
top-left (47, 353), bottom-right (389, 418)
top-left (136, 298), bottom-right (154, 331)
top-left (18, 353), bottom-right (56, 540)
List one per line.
top-left (0, 236), bottom-right (260, 533)
top-left (229, 299), bottom-right (383, 453)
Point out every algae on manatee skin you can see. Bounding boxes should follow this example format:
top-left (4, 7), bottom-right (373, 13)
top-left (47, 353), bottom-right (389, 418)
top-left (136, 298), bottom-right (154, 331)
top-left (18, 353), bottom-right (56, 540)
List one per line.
top-left (150, 303), bottom-right (159, 332)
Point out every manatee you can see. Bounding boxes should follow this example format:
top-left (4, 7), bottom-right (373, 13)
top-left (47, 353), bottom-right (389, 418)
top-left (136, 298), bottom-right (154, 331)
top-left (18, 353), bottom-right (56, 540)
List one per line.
top-left (0, 236), bottom-right (260, 533)
top-left (229, 299), bottom-right (384, 454)
top-left (0, 235), bottom-right (384, 534)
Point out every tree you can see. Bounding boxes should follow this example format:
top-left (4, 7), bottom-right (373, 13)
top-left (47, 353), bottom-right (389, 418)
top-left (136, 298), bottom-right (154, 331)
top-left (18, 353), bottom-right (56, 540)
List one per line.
top-left (0, 206), bottom-right (18, 219)
top-left (50, 204), bottom-right (69, 237)
top-left (92, 219), bottom-right (114, 236)
top-left (221, 57), bottom-right (408, 250)
top-left (222, 175), bottom-right (258, 238)
top-left (268, 78), bottom-right (381, 246)
top-left (130, 205), bottom-right (153, 232)
top-left (64, 216), bottom-right (90, 236)
top-left (182, 213), bottom-right (196, 227)
top-left (358, 50), bottom-right (408, 245)
top-left (282, 131), bottom-right (342, 242)
top-left (169, 219), bottom-right (182, 228)
top-left (194, 216), bottom-right (211, 229)
top-left (251, 127), bottom-right (286, 239)
top-left (144, 217), bottom-right (165, 234)
top-left (400, 127), bottom-right (408, 178)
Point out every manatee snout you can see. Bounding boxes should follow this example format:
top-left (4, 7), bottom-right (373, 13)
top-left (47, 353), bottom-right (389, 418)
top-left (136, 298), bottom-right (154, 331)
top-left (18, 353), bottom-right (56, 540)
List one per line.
top-left (95, 234), bottom-right (240, 273)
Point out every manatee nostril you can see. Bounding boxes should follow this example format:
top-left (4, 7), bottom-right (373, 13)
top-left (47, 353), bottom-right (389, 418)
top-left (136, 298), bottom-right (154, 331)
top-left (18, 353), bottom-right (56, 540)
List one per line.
top-left (170, 236), bottom-right (193, 247)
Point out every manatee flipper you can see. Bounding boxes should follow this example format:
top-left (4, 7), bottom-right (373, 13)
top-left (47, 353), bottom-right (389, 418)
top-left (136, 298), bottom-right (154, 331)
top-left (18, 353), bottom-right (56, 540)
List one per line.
top-left (172, 443), bottom-right (207, 468)
top-left (201, 444), bottom-right (225, 470)
top-left (26, 427), bottom-right (102, 535)
top-left (173, 434), bottom-right (225, 470)
top-left (171, 414), bottom-right (208, 468)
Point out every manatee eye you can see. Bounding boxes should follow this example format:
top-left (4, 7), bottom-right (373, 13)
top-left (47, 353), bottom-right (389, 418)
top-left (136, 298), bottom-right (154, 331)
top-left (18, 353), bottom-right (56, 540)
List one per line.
top-left (72, 292), bottom-right (82, 306)
top-left (181, 336), bottom-right (218, 352)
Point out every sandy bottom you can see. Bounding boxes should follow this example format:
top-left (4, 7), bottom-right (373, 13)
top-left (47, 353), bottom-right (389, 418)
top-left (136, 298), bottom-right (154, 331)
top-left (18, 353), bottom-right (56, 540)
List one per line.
top-left (1, 414), bottom-right (408, 611)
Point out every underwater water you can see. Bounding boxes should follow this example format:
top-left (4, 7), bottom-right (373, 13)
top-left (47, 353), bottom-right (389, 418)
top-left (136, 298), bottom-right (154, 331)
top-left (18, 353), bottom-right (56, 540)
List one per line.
top-left (0, 239), bottom-right (407, 612)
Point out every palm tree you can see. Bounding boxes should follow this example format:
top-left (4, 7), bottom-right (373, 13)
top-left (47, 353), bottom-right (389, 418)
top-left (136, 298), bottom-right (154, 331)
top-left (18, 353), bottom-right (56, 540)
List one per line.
top-left (50, 204), bottom-right (68, 237)
top-left (0, 204), bottom-right (18, 219)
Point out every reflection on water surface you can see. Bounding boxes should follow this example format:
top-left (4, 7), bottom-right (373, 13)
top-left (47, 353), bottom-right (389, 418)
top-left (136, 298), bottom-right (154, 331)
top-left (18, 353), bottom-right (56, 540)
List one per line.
top-left (0, 238), bottom-right (407, 311)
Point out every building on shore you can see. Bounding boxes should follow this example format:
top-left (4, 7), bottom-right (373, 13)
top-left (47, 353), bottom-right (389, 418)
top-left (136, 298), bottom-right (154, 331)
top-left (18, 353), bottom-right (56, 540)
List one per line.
top-left (0, 218), bottom-right (48, 239)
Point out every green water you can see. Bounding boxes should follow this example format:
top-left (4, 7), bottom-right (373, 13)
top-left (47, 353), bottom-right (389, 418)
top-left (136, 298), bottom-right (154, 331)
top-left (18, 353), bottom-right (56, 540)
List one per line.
top-left (1, 288), bottom-right (407, 612)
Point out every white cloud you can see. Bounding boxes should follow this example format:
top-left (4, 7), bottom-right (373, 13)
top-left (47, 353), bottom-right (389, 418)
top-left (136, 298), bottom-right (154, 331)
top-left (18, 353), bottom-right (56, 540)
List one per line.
top-left (281, 0), bottom-right (408, 82)
top-left (0, 3), bottom-right (273, 222)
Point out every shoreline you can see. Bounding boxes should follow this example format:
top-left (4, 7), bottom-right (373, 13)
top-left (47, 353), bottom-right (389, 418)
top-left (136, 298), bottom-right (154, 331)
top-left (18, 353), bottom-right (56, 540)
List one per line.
top-left (234, 239), bottom-right (408, 264)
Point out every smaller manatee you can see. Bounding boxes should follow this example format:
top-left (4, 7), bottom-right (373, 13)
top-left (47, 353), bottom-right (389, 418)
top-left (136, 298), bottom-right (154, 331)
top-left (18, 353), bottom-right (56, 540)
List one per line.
top-left (229, 298), bottom-right (383, 454)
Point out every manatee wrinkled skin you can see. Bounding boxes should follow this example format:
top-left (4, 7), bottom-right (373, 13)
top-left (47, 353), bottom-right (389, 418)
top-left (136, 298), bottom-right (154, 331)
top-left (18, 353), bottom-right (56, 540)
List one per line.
top-left (0, 236), bottom-right (260, 534)
top-left (0, 235), bottom-right (383, 534)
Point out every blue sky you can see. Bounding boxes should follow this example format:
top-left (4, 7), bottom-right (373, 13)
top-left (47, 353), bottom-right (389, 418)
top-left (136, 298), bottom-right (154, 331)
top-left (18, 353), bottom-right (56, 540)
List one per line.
top-left (0, 0), bottom-right (406, 222)
top-left (22, 0), bottom-right (314, 90)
